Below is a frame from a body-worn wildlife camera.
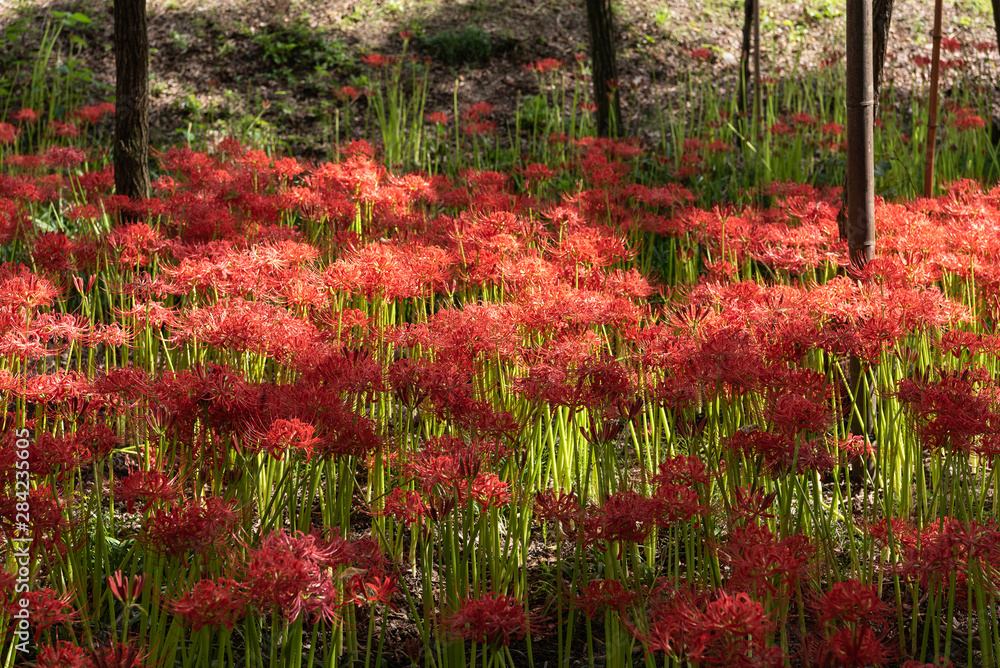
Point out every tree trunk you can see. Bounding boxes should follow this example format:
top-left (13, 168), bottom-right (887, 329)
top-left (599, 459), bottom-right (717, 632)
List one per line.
top-left (845, 0), bottom-right (876, 477)
top-left (838, 0), bottom-right (893, 240)
top-left (738, 0), bottom-right (754, 117)
top-left (114, 0), bottom-right (150, 211)
top-left (585, 0), bottom-right (622, 138)
top-left (924, 0), bottom-right (944, 197)
top-left (993, 0), bottom-right (1000, 58)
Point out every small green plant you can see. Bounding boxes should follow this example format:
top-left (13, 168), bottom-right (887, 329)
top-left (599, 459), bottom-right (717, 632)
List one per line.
top-left (418, 25), bottom-right (492, 66)
top-left (253, 19), bottom-right (352, 71)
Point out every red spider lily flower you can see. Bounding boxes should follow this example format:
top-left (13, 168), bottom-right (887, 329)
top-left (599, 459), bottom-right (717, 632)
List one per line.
top-left (89, 642), bottom-right (148, 668)
top-left (465, 472), bottom-right (510, 510)
top-left (355, 574), bottom-right (398, 610)
top-left (954, 113), bottom-right (985, 131)
top-left (821, 122), bottom-right (844, 135)
top-left (465, 102), bottom-right (493, 122)
top-left (974, 41), bottom-right (996, 52)
top-left (892, 518), bottom-right (1000, 592)
top-left (818, 580), bottom-right (888, 626)
top-left (335, 85), bottom-right (360, 102)
top-left (48, 120), bottom-right (80, 137)
top-left (376, 487), bottom-right (428, 526)
top-left (572, 578), bottom-right (636, 618)
top-left (254, 418), bottom-right (321, 461)
top-left (941, 36), bottom-right (962, 52)
top-left (140, 497), bottom-right (240, 562)
top-left (42, 146), bottom-right (88, 168)
top-left (15, 588), bottom-right (79, 632)
top-left (679, 592), bottom-right (783, 667)
top-left (11, 108), bottom-right (38, 123)
top-left (690, 47), bottom-right (712, 61)
top-left (171, 577), bottom-right (248, 631)
top-left (0, 264), bottom-right (60, 309)
top-left (723, 525), bottom-right (814, 600)
top-left (425, 111), bottom-right (450, 125)
top-left (816, 626), bottom-right (893, 668)
top-left (107, 571), bottom-right (147, 603)
top-left (0, 122), bottom-right (19, 144)
top-left (896, 367), bottom-right (1000, 456)
top-left (399, 29), bottom-right (414, 40)
top-left (362, 53), bottom-right (391, 67)
top-left (521, 162), bottom-right (554, 184)
top-left (36, 642), bottom-right (92, 668)
top-left (245, 529), bottom-right (362, 623)
top-left (524, 57), bottom-right (563, 74)
top-left (706, 139), bottom-right (731, 153)
top-left (791, 112), bottom-right (816, 125)
top-left (534, 488), bottom-right (584, 531)
top-left (444, 593), bottom-right (529, 646)
top-left (115, 471), bottom-right (179, 513)
top-left (73, 102), bottom-right (115, 124)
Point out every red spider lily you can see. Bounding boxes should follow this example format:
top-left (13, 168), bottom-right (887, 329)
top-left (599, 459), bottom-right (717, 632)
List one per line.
top-left (722, 525), bottom-right (814, 600)
top-left (815, 626), bottom-right (893, 668)
top-left (0, 263), bottom-right (60, 309)
top-left (361, 53), bottom-right (394, 68)
top-left (534, 489), bottom-right (584, 533)
top-left (73, 102), bottom-right (116, 124)
top-left (89, 642), bottom-right (148, 668)
top-left (0, 122), bottom-right (19, 144)
top-left (107, 571), bottom-right (147, 603)
top-left (47, 120), bottom-right (80, 138)
top-left (690, 47), bottom-right (712, 61)
top-left (12, 588), bottom-right (80, 632)
top-left (251, 417), bottom-right (321, 461)
top-left (893, 518), bottom-right (1000, 592)
top-left (11, 108), bottom-right (38, 123)
top-left (583, 490), bottom-right (664, 545)
top-left (0, 485), bottom-right (70, 555)
top-left (376, 488), bottom-right (428, 526)
top-left (728, 485), bottom-right (778, 523)
top-left (818, 580), bottom-right (888, 626)
top-left (171, 577), bottom-right (249, 631)
top-left (36, 642), bottom-right (91, 668)
top-left (443, 592), bottom-right (529, 646)
top-left (572, 578), bottom-right (636, 618)
top-left (524, 57), bottom-right (563, 74)
top-left (677, 592), bottom-right (783, 667)
top-left (896, 367), bottom-right (1000, 455)
top-left (354, 574), bottom-right (398, 610)
top-left (244, 529), bottom-right (371, 624)
top-left (462, 472), bottom-right (511, 510)
top-left (425, 111), bottom-right (450, 125)
top-left (140, 497), bottom-right (240, 562)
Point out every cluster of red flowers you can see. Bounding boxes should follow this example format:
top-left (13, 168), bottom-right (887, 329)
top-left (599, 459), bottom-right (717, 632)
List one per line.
top-left (3, 94), bottom-right (1000, 666)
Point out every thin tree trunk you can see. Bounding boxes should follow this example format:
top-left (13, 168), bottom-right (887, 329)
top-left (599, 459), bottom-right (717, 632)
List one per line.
top-left (585, 0), bottom-right (622, 138)
top-left (114, 0), bottom-right (150, 211)
top-left (924, 0), bottom-right (944, 197)
top-left (738, 0), bottom-right (754, 117)
top-left (838, 0), bottom-right (893, 240)
top-left (753, 0), bottom-right (762, 128)
top-left (846, 0), bottom-right (876, 480)
top-left (993, 0), bottom-right (1000, 58)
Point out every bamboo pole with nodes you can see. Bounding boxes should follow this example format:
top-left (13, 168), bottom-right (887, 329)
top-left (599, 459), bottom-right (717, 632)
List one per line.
top-left (924, 0), bottom-right (944, 197)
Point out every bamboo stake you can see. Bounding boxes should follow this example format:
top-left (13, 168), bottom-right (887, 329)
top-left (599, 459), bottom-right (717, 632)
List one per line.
top-left (846, 0), bottom-right (876, 446)
top-left (753, 0), bottom-right (762, 134)
top-left (924, 0), bottom-right (944, 197)
top-left (846, 0), bottom-right (875, 269)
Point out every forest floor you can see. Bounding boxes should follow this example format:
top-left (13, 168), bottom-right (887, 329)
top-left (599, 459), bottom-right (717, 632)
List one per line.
top-left (0, 0), bottom-right (997, 158)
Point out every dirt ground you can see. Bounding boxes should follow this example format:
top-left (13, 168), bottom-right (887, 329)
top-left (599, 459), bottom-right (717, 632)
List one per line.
top-left (0, 0), bottom-right (997, 156)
